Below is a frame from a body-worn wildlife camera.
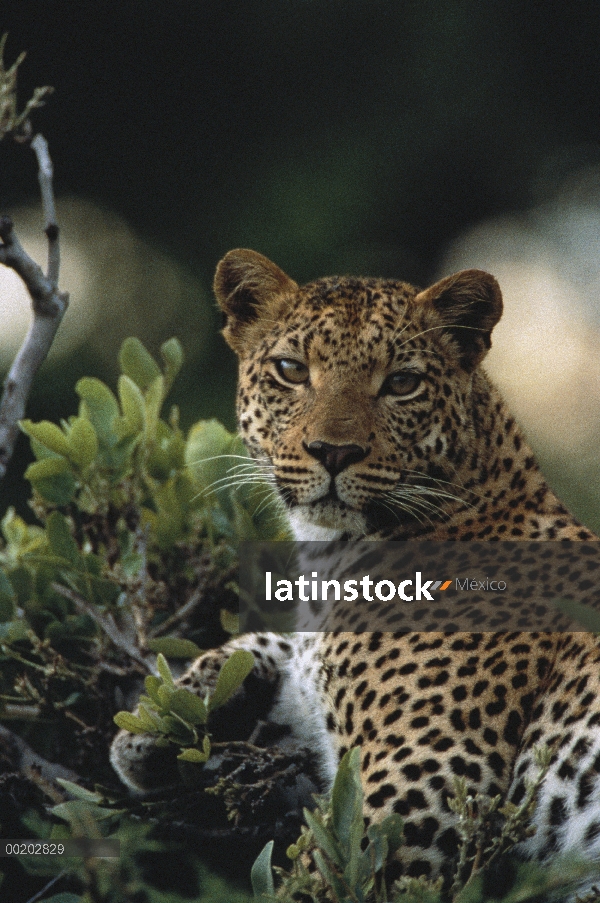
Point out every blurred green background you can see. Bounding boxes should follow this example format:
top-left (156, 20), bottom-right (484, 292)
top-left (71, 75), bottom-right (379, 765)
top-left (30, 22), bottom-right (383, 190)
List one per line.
top-left (1, 0), bottom-right (599, 531)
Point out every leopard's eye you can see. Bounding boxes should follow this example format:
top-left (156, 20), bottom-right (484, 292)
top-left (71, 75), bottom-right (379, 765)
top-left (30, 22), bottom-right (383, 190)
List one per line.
top-left (274, 358), bottom-right (309, 384)
top-left (382, 371), bottom-right (423, 397)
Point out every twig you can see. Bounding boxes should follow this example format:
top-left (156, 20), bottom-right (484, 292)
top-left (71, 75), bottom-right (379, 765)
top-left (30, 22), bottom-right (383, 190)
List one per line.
top-left (128, 526), bottom-right (150, 649)
top-left (148, 566), bottom-right (211, 638)
top-left (0, 722), bottom-right (81, 786)
top-left (51, 582), bottom-right (155, 673)
top-left (0, 135), bottom-right (68, 479)
top-left (24, 871), bottom-right (68, 903)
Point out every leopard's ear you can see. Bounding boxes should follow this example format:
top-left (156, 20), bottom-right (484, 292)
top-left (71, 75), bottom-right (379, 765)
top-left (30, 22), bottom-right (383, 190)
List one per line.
top-left (214, 249), bottom-right (298, 353)
top-left (413, 269), bottom-right (503, 371)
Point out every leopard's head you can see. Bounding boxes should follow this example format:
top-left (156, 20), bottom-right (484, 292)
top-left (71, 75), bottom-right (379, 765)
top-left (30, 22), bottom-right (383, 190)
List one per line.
top-left (214, 249), bottom-right (502, 538)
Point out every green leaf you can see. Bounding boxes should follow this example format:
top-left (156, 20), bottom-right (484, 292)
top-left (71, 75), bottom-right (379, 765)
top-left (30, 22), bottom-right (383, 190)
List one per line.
top-left (136, 702), bottom-right (164, 732)
top-left (364, 823), bottom-right (388, 875)
top-left (0, 570), bottom-right (15, 622)
top-left (101, 434), bottom-right (138, 482)
top-left (28, 437), bottom-right (61, 462)
top-left (20, 419), bottom-right (70, 457)
top-left (0, 596), bottom-right (14, 622)
top-left (120, 549), bottom-right (144, 578)
top-left (66, 415), bottom-right (99, 468)
top-left (46, 512), bottom-right (80, 565)
top-left (251, 840), bottom-right (275, 901)
top-left (161, 715), bottom-right (196, 744)
top-left (232, 498), bottom-right (259, 541)
top-left (187, 419), bottom-right (234, 457)
top-left (2, 521), bottom-right (47, 579)
top-left (177, 745), bottom-right (209, 763)
top-left (117, 374), bottom-right (145, 435)
top-left (25, 455), bottom-right (71, 482)
top-left (184, 419), bottom-right (237, 494)
top-left (35, 471), bottom-right (77, 505)
top-left (52, 799), bottom-right (114, 827)
top-left (151, 471), bottom-right (198, 545)
top-left (24, 455), bottom-right (77, 505)
top-left (168, 689), bottom-right (208, 725)
top-left (304, 809), bottom-right (344, 869)
top-left (144, 674), bottom-right (163, 705)
top-left (6, 566), bottom-right (33, 605)
top-left (220, 609), bottom-right (240, 635)
top-left (378, 813), bottom-right (403, 854)
top-left (0, 619), bottom-right (29, 643)
top-left (157, 684), bottom-right (175, 709)
top-left (209, 649), bottom-right (254, 712)
top-left (453, 871), bottom-right (485, 903)
top-left (75, 570), bottom-right (120, 608)
top-left (312, 848), bottom-right (347, 901)
top-left (146, 637), bottom-right (204, 658)
top-left (119, 337), bottom-right (161, 391)
top-left (76, 377), bottom-right (119, 447)
top-left (156, 652), bottom-right (175, 687)
top-left (112, 712), bottom-right (147, 734)
top-left (331, 747), bottom-right (364, 871)
top-left (55, 779), bottom-right (103, 804)
top-left (2, 509), bottom-right (28, 547)
top-left (160, 337), bottom-right (184, 393)
top-left (144, 375), bottom-right (165, 439)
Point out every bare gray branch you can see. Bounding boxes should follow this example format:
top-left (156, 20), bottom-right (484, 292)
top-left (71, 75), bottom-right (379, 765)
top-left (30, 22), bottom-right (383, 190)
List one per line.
top-left (31, 133), bottom-right (59, 284)
top-left (0, 136), bottom-right (68, 480)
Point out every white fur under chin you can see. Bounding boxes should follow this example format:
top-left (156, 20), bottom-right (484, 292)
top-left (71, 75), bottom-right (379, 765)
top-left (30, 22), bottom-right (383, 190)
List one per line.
top-left (287, 508), bottom-right (364, 541)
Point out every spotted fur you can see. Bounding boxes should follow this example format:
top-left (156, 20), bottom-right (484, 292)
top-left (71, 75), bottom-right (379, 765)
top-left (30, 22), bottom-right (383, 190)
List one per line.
top-left (111, 250), bottom-right (600, 891)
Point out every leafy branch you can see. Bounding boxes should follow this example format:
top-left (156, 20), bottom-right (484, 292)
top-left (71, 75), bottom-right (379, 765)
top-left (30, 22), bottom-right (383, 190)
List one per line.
top-left (113, 649), bottom-right (255, 766)
top-left (448, 744), bottom-right (552, 899)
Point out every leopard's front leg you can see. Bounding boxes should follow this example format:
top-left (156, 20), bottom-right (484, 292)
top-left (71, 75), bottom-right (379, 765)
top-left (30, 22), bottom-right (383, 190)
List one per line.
top-left (110, 632), bottom-right (332, 794)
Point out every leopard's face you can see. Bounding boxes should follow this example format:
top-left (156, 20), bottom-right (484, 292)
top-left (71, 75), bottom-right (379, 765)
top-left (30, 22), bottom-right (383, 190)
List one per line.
top-left (215, 250), bottom-right (502, 538)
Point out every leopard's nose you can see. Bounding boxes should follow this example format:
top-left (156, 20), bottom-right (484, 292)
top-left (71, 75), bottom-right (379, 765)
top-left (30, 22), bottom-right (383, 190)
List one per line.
top-left (304, 441), bottom-right (368, 477)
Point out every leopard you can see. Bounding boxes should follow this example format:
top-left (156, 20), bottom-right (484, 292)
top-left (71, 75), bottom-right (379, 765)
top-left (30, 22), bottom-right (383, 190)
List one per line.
top-left (111, 248), bottom-right (600, 893)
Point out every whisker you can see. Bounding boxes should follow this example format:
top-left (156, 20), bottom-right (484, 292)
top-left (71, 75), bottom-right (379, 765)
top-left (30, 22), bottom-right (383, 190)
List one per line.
top-left (382, 488), bottom-right (456, 525)
top-left (388, 316), bottom-right (412, 345)
top-left (395, 322), bottom-right (485, 353)
top-left (200, 476), bottom-right (272, 495)
top-left (394, 468), bottom-right (485, 502)
top-left (253, 490), bottom-right (287, 519)
top-left (381, 495), bottom-right (430, 527)
top-left (375, 490), bottom-right (432, 526)
top-left (185, 453), bottom-right (256, 467)
top-left (193, 475), bottom-right (273, 502)
top-left (390, 490), bottom-right (466, 518)
top-left (393, 485), bottom-right (466, 505)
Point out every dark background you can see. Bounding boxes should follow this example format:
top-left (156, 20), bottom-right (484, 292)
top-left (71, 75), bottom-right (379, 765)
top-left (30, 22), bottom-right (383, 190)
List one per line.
top-left (1, 0), bottom-right (600, 525)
